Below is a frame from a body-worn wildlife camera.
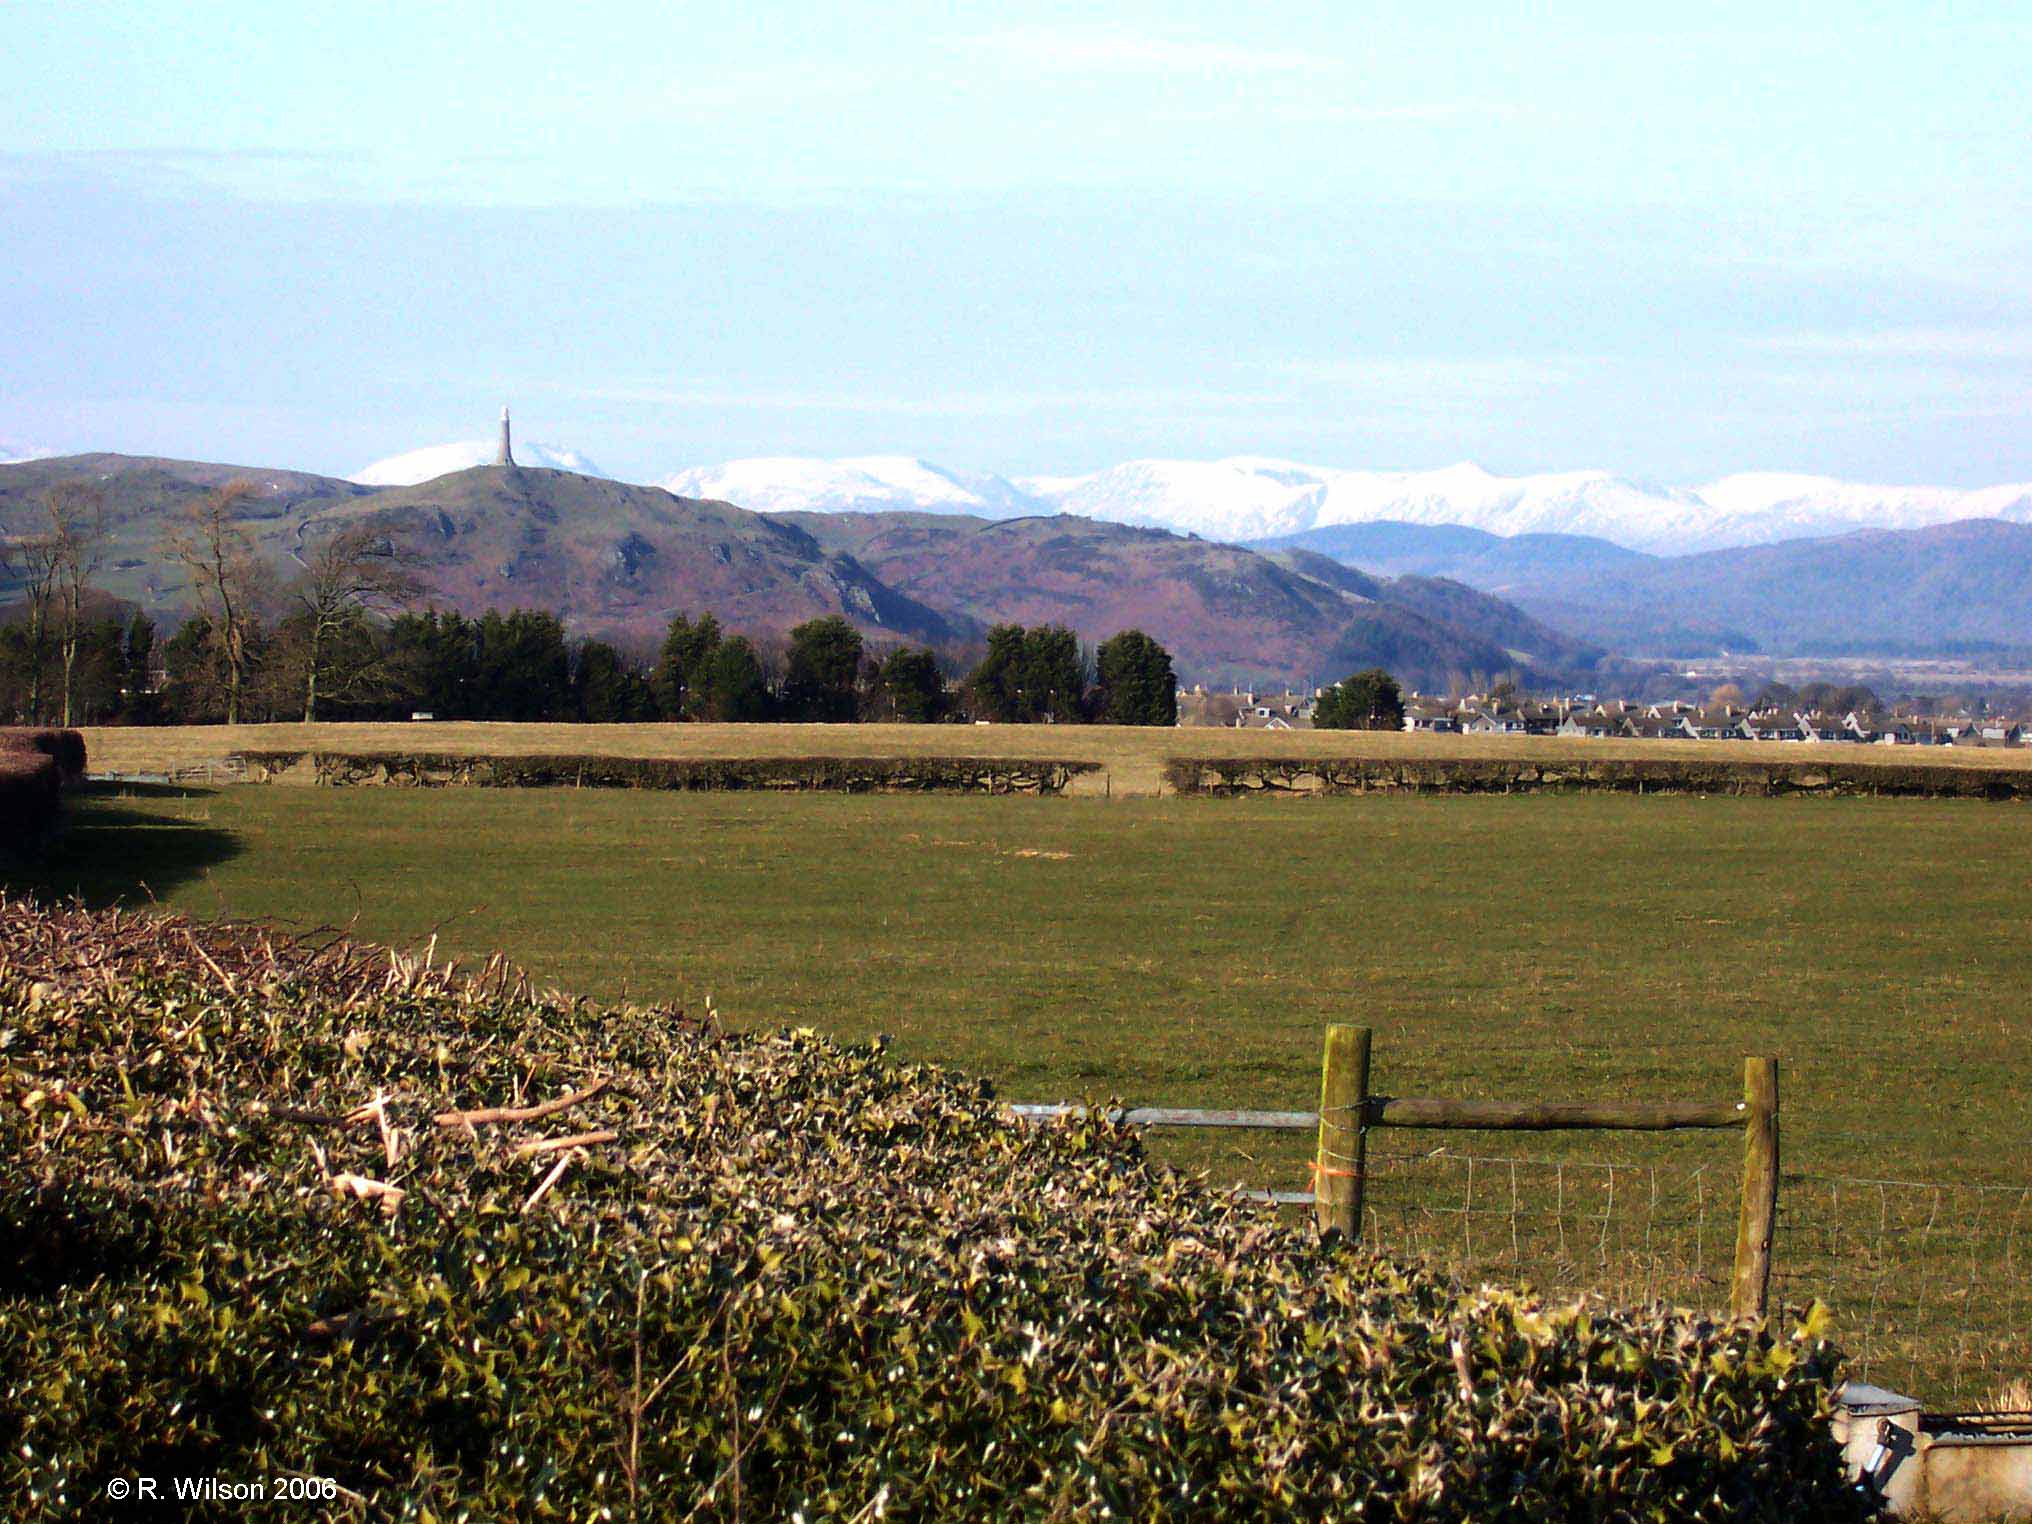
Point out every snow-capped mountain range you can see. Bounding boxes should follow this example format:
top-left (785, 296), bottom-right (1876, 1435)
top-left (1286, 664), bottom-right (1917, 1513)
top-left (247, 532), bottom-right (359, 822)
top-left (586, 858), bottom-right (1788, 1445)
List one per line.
top-left (659, 456), bottom-right (1039, 518)
top-left (351, 439), bottom-right (608, 486)
top-left (657, 455), bottom-right (2032, 556)
top-left (342, 442), bottom-right (2032, 556)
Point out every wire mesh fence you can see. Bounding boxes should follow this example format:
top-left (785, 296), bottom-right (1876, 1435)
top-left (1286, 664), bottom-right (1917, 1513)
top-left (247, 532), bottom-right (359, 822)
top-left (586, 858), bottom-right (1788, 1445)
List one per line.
top-left (1165, 1131), bottom-right (2031, 1408)
top-left (1355, 1147), bottom-right (1728, 1314)
top-left (1351, 1153), bottom-right (2032, 1407)
top-left (1772, 1172), bottom-right (2032, 1407)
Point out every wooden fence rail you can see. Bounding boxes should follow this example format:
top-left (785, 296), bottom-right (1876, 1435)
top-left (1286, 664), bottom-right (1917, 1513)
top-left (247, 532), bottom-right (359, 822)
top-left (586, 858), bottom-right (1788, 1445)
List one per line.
top-left (1009, 1024), bottom-right (1782, 1320)
top-left (1005, 1105), bottom-right (1315, 1130)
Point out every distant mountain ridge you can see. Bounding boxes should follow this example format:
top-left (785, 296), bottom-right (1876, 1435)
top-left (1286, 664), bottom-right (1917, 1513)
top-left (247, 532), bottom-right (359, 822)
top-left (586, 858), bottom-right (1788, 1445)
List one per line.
top-left (27, 436), bottom-right (2032, 553)
top-left (1255, 522), bottom-right (1652, 592)
top-left (643, 452), bottom-right (2032, 556)
top-left (0, 451), bottom-right (1593, 687)
top-left (1492, 519), bottom-right (2032, 657)
top-left (1255, 515), bottom-right (2032, 657)
top-left (775, 510), bottom-right (1600, 687)
top-left (16, 445), bottom-right (2026, 670)
top-left (0, 453), bottom-right (963, 652)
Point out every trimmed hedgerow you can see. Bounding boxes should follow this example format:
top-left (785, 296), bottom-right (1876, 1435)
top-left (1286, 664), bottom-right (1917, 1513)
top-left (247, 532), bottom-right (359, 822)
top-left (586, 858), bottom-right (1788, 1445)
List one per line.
top-left (0, 900), bottom-right (1864, 1521)
top-left (0, 752), bottom-right (59, 857)
top-left (0, 727), bottom-right (87, 784)
top-left (231, 749), bottom-right (1102, 794)
top-left (0, 727), bottom-right (83, 857)
top-left (1166, 754), bottom-right (2032, 800)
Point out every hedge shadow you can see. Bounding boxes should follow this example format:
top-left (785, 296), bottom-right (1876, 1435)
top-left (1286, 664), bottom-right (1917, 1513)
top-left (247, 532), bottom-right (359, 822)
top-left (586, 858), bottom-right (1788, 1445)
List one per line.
top-left (0, 785), bottom-right (242, 907)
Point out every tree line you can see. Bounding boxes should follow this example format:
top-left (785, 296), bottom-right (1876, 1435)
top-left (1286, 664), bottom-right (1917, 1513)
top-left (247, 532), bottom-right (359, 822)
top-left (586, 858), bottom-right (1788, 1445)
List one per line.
top-left (0, 479), bottom-right (1191, 727)
top-left (145, 610), bottom-right (1183, 727)
top-left (159, 611), bottom-right (1180, 727)
top-left (2, 476), bottom-right (1418, 729)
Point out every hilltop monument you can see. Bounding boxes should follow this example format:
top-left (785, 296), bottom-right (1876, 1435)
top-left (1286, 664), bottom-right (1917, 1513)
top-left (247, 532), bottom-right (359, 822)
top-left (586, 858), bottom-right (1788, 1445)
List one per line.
top-left (496, 405), bottom-right (513, 467)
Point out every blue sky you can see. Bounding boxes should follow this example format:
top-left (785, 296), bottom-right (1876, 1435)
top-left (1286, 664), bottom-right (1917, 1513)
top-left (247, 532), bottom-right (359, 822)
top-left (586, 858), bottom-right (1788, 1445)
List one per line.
top-left (2, 0), bottom-right (2028, 484)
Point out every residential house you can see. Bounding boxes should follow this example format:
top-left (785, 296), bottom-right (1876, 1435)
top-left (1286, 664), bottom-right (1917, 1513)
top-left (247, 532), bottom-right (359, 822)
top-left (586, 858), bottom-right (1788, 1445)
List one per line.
top-left (1739, 712), bottom-right (1806, 743)
top-left (1558, 711), bottom-right (1620, 739)
top-left (1238, 712), bottom-right (1313, 731)
top-left (1462, 706), bottom-right (1528, 735)
top-left (1621, 714), bottom-right (1682, 741)
top-left (1175, 689), bottom-right (1247, 728)
top-left (1403, 703), bottom-right (1461, 734)
top-left (1677, 706), bottom-right (1743, 741)
top-left (1230, 693), bottom-right (1318, 730)
top-left (1944, 721), bottom-right (2023, 747)
top-left (1797, 712), bottom-right (1866, 744)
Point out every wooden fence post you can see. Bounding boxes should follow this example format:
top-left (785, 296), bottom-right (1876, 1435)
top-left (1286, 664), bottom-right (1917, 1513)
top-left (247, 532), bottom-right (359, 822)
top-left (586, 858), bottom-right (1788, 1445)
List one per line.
top-left (1315, 1025), bottom-right (1371, 1239)
top-left (1731, 1056), bottom-right (1780, 1320)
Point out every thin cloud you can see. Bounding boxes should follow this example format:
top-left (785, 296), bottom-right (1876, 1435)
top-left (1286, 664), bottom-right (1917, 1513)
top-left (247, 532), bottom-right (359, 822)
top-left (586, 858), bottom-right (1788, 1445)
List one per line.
top-left (540, 379), bottom-right (1277, 419)
top-left (1754, 327), bottom-right (2032, 359)
top-left (1261, 355), bottom-right (1585, 397)
top-left (967, 25), bottom-right (1324, 76)
top-left (1268, 101), bottom-right (1529, 124)
top-left (0, 145), bottom-right (415, 202)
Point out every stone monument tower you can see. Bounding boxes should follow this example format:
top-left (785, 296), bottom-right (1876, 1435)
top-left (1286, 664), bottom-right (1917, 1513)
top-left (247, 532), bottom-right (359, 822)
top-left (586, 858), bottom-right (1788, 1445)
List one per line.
top-left (496, 405), bottom-right (514, 467)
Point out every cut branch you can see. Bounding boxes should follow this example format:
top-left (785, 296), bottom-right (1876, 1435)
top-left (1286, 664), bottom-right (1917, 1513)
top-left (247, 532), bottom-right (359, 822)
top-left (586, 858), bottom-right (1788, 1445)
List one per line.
top-left (434, 1078), bottom-right (610, 1129)
top-left (513, 1129), bottom-right (618, 1157)
top-left (522, 1154), bottom-right (573, 1215)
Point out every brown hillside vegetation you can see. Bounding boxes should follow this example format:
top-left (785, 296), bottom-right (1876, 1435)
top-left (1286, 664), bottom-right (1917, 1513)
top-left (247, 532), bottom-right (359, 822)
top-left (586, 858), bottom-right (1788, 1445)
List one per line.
top-left (307, 466), bottom-right (968, 648)
top-left (777, 510), bottom-right (1599, 685)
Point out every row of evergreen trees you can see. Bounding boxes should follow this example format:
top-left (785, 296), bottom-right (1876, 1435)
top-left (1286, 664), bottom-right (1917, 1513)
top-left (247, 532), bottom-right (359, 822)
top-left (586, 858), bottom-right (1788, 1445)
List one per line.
top-left (0, 590), bottom-right (1428, 736)
top-left (0, 610), bottom-right (160, 727)
top-left (20, 601), bottom-right (1185, 727)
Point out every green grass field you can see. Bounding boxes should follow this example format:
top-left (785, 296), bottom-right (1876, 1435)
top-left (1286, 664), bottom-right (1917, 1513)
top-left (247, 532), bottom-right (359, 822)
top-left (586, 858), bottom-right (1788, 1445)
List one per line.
top-left (14, 781), bottom-right (2032, 1402)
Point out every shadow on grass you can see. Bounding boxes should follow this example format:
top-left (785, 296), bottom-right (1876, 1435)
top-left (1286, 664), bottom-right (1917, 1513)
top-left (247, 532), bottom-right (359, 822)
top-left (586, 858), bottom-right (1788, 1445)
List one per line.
top-left (1, 784), bottom-right (243, 908)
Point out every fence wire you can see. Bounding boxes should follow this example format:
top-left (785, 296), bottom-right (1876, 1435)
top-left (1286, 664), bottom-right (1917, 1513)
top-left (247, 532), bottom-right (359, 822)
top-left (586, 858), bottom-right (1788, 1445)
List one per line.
top-left (1180, 1133), bottom-right (2031, 1408)
top-left (1772, 1172), bottom-right (2032, 1407)
top-left (1354, 1148), bottom-right (1727, 1314)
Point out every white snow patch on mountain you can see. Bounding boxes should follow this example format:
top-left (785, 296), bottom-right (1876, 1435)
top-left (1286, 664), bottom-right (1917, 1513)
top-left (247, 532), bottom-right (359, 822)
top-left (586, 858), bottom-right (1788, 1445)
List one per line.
top-left (655, 453), bottom-right (2032, 554)
top-left (1015, 458), bottom-right (1330, 543)
top-left (1014, 458), bottom-right (1724, 549)
top-left (660, 456), bottom-right (1038, 517)
top-left (1021, 458), bottom-right (2032, 553)
top-left (1687, 473), bottom-right (2032, 548)
top-left (350, 440), bottom-right (608, 486)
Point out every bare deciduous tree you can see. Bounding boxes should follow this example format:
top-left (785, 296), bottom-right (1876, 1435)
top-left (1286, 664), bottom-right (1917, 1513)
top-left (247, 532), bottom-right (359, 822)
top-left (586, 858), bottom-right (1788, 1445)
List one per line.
top-left (163, 480), bottom-right (268, 725)
top-left (287, 523), bottom-right (418, 721)
top-left (45, 482), bottom-right (109, 727)
top-left (4, 523), bottom-right (63, 723)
